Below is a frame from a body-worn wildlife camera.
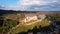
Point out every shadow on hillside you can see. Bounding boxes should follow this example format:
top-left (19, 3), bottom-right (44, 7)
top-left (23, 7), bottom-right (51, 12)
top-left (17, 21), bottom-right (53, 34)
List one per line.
top-left (18, 25), bottom-right (51, 34)
top-left (18, 22), bottom-right (60, 34)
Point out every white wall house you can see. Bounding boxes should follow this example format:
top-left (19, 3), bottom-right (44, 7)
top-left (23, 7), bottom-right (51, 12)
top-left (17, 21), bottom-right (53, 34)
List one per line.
top-left (23, 16), bottom-right (38, 23)
top-left (22, 14), bottom-right (46, 23)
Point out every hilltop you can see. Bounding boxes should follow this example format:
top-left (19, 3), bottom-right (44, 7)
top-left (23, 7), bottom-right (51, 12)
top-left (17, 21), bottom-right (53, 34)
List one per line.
top-left (0, 10), bottom-right (60, 34)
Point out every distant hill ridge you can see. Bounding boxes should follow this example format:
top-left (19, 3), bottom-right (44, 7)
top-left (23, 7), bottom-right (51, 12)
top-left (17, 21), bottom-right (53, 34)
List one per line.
top-left (0, 9), bottom-right (37, 16)
top-left (0, 9), bottom-right (60, 16)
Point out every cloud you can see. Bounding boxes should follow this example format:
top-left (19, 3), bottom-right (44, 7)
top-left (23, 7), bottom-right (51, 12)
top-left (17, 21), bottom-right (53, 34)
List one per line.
top-left (28, 4), bottom-right (60, 11)
top-left (20, 0), bottom-right (59, 5)
top-left (0, 0), bottom-right (60, 11)
top-left (18, 0), bottom-right (60, 11)
top-left (20, 0), bottom-right (40, 5)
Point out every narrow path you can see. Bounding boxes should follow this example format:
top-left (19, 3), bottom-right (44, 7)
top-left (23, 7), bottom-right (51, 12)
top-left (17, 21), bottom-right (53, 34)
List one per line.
top-left (7, 23), bottom-right (22, 34)
top-left (7, 18), bottom-right (43, 34)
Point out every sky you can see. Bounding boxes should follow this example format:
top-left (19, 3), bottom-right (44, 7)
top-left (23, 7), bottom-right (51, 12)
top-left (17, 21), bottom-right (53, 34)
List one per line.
top-left (0, 0), bottom-right (60, 11)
